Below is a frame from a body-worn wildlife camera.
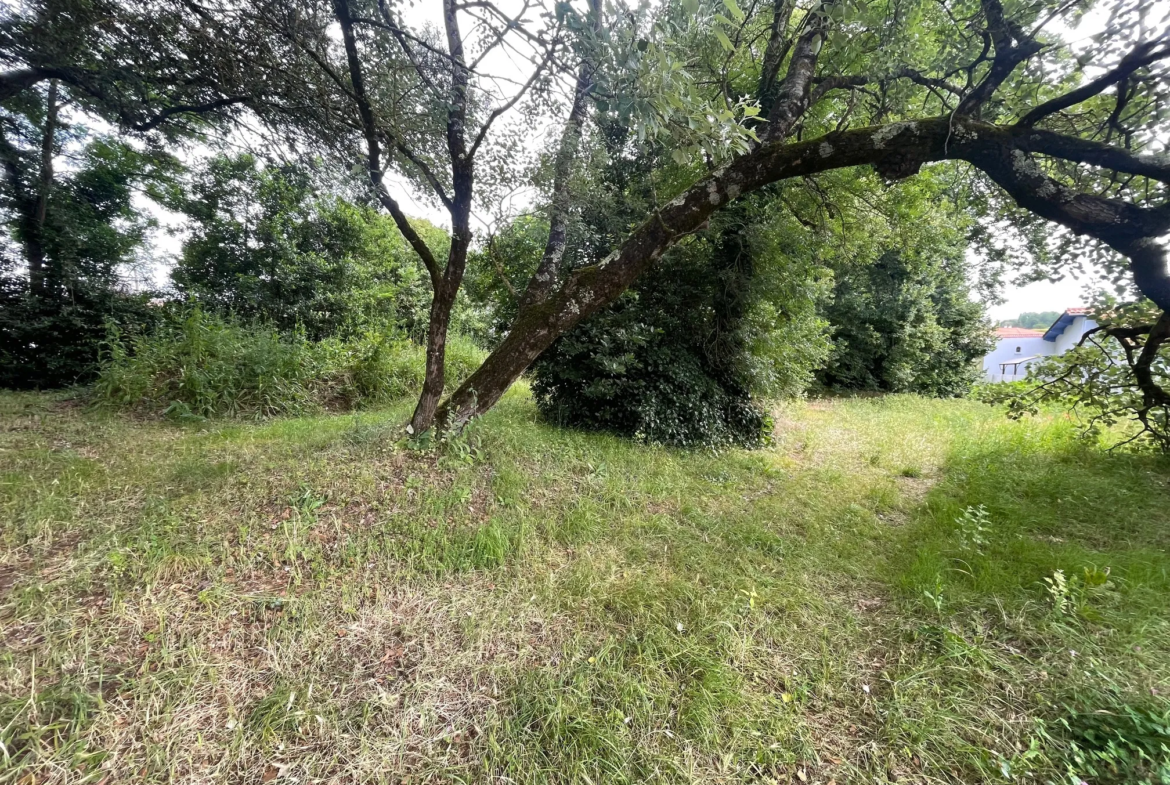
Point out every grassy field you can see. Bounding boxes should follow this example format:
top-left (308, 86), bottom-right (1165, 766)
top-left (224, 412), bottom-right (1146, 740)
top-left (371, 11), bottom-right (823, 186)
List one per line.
top-left (1, 389), bottom-right (1168, 784)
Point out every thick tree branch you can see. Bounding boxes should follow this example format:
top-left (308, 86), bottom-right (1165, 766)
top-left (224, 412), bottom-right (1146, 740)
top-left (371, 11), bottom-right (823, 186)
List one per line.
top-left (1133, 312), bottom-right (1170, 408)
top-left (129, 95), bottom-right (250, 132)
top-left (762, 1), bottom-right (833, 142)
top-left (955, 0), bottom-right (1042, 116)
top-left (0, 67), bottom-right (57, 102)
top-left (1011, 128), bottom-right (1170, 184)
top-left (333, 0), bottom-right (441, 287)
top-left (756, 0), bottom-right (797, 119)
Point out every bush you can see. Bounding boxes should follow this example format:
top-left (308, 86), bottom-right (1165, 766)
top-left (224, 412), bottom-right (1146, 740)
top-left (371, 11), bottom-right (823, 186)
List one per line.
top-left (168, 155), bottom-right (437, 341)
top-left (0, 279), bottom-right (159, 390)
top-left (532, 313), bottom-right (773, 448)
top-left (94, 310), bottom-right (485, 418)
top-left (529, 205), bottom-right (827, 448)
top-left (1046, 699), bottom-right (1170, 784)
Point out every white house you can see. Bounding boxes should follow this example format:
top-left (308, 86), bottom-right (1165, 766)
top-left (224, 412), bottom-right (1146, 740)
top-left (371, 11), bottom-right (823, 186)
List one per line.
top-left (983, 307), bottom-right (1097, 382)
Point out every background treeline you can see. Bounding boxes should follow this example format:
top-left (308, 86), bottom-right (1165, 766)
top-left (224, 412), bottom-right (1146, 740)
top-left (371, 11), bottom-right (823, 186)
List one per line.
top-left (1, 121), bottom-right (992, 442)
top-left (997, 311), bottom-right (1061, 330)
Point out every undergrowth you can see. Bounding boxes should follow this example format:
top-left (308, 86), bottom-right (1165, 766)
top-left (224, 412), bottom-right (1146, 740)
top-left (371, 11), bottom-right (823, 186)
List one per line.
top-left (92, 309), bottom-right (484, 418)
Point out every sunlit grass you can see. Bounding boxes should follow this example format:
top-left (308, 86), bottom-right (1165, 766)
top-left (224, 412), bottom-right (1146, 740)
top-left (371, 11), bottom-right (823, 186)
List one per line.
top-left (1, 389), bottom-right (1167, 783)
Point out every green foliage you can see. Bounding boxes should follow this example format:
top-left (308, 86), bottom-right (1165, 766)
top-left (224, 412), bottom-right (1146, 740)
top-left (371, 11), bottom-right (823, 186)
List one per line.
top-left (1001, 311), bottom-right (1061, 330)
top-left (168, 154), bottom-right (436, 341)
top-left (93, 309), bottom-right (484, 418)
top-left (531, 201), bottom-right (829, 447)
top-left (0, 134), bottom-right (172, 388)
top-left (0, 271), bottom-right (160, 389)
top-left (819, 249), bottom-right (994, 397)
top-left (465, 215), bottom-right (550, 342)
top-left (1049, 700), bottom-right (1170, 784)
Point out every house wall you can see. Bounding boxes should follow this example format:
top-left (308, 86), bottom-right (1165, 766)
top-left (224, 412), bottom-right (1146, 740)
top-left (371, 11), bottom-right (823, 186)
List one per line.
top-left (1051, 316), bottom-right (1097, 354)
top-left (983, 337), bottom-right (1052, 381)
top-left (981, 315), bottom-right (1100, 382)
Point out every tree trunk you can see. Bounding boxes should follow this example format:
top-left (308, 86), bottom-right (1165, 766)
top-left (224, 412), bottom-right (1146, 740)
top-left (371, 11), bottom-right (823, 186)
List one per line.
top-left (409, 278), bottom-right (456, 433)
top-left (26, 78), bottom-right (57, 298)
top-left (410, 195), bottom-right (472, 434)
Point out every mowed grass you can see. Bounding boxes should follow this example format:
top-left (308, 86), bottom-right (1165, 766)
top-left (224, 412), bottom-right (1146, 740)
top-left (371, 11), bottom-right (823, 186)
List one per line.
top-left (1, 389), bottom-right (1168, 784)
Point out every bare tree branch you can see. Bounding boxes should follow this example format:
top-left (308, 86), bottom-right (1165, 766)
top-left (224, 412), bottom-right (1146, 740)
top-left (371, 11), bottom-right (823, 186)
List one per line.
top-left (333, 0), bottom-right (441, 287)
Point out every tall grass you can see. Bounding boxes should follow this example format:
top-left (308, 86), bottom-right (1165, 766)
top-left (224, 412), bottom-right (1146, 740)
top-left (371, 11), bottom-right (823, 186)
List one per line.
top-left (93, 309), bottom-right (484, 417)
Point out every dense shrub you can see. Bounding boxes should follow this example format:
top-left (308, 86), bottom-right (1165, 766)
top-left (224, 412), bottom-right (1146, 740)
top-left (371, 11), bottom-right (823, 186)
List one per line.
top-left (94, 310), bottom-right (484, 418)
top-left (0, 273), bottom-right (159, 389)
top-left (0, 138), bottom-right (170, 389)
top-left (530, 205), bottom-right (828, 447)
top-left (818, 249), bottom-right (993, 397)
top-left (531, 313), bottom-right (774, 447)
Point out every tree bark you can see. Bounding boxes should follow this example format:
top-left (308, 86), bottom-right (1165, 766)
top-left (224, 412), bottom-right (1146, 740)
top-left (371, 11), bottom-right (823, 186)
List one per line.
top-left (411, 277), bottom-right (456, 433)
top-left (26, 78), bottom-right (58, 298)
top-left (410, 214), bottom-right (471, 434)
top-left (517, 0), bottom-right (601, 310)
top-left (406, 0), bottom-right (473, 435)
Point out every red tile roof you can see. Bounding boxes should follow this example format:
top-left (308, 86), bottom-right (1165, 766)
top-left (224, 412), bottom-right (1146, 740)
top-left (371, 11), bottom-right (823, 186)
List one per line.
top-left (995, 327), bottom-right (1045, 338)
top-left (1064, 307), bottom-right (1089, 315)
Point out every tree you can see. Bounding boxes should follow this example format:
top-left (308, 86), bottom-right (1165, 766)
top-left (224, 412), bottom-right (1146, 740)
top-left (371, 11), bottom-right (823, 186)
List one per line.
top-left (0, 91), bottom-right (171, 386)
top-left (820, 249), bottom-right (993, 396)
top-left (167, 0), bottom-right (602, 434)
top-left (0, 0), bottom-right (268, 388)
top-left (4, 0), bottom-right (1169, 435)
top-left (169, 154), bottom-right (435, 340)
top-left (529, 199), bottom-right (831, 446)
top-left (1, 0), bottom-right (252, 132)
top-left (433, 0), bottom-right (1170, 432)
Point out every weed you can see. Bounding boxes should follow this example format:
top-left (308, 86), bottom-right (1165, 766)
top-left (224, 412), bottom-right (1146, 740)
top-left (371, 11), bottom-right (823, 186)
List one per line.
top-left (956, 504), bottom-right (991, 553)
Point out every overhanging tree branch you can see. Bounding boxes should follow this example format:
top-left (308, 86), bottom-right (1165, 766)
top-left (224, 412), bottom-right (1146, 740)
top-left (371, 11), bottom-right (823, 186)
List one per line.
top-left (1017, 39), bottom-right (1170, 128)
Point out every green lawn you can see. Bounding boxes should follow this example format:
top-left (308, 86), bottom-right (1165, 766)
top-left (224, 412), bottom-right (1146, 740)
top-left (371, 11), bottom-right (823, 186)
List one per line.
top-left (1, 390), bottom-right (1168, 784)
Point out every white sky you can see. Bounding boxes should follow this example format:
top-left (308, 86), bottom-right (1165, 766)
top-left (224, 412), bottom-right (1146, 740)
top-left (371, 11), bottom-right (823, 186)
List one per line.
top-left (983, 274), bottom-right (1106, 321)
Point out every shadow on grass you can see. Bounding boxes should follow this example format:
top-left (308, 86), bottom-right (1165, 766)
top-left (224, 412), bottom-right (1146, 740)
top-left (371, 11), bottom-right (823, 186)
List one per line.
top-left (889, 425), bottom-right (1170, 611)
